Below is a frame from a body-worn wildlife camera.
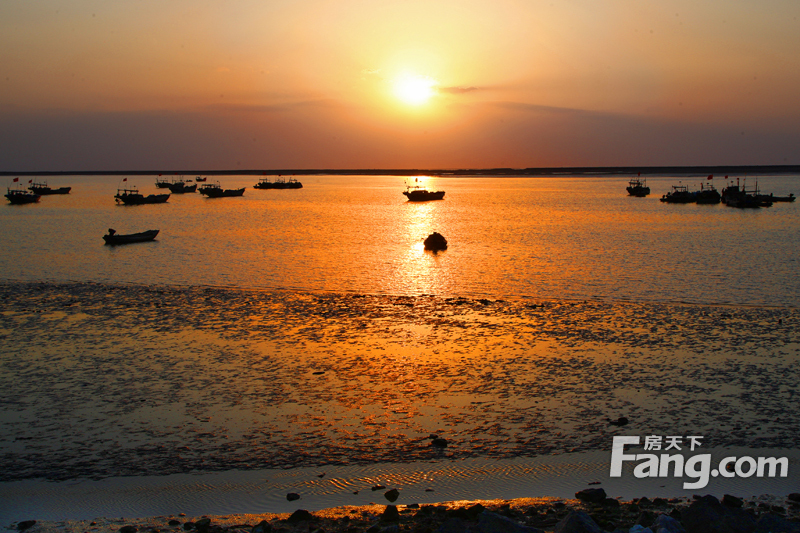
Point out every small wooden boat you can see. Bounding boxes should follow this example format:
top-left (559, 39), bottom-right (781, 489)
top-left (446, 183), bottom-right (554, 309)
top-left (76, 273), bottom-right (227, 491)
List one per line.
top-left (114, 187), bottom-right (170, 205)
top-left (5, 187), bottom-right (41, 204)
top-left (403, 185), bottom-right (445, 201)
top-left (200, 182), bottom-right (245, 197)
top-left (166, 181), bottom-right (198, 193)
top-left (205, 187), bottom-right (245, 198)
top-left (756, 192), bottom-right (795, 203)
top-left (103, 229), bottom-right (159, 245)
top-left (195, 176), bottom-right (207, 182)
top-left (28, 181), bottom-right (71, 195)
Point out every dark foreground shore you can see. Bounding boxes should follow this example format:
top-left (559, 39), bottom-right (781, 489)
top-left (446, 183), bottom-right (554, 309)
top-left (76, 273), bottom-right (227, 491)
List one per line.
top-left (9, 493), bottom-right (800, 533)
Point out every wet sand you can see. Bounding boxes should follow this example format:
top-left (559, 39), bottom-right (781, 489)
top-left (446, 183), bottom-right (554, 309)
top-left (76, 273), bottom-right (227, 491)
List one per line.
top-left (1, 281), bottom-right (799, 525)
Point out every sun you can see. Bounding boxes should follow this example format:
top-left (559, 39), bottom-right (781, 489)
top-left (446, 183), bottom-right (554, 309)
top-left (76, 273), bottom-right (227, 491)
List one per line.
top-left (393, 74), bottom-right (437, 105)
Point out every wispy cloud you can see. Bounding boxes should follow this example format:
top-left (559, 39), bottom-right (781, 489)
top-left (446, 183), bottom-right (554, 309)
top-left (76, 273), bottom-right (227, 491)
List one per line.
top-left (437, 86), bottom-right (480, 94)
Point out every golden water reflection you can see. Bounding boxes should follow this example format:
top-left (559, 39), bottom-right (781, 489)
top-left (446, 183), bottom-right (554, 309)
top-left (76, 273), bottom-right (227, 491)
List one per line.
top-left (394, 189), bottom-right (450, 296)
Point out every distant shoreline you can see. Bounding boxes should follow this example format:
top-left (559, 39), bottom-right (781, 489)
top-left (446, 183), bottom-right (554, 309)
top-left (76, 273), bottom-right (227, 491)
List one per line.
top-left (1, 165), bottom-right (799, 177)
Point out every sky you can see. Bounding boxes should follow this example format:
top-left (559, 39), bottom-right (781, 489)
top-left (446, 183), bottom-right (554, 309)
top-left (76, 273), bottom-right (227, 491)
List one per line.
top-left (1, 0), bottom-right (799, 171)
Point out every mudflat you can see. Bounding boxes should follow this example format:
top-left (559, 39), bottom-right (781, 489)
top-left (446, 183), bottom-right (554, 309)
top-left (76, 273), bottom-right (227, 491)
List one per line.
top-left (2, 281), bottom-right (798, 483)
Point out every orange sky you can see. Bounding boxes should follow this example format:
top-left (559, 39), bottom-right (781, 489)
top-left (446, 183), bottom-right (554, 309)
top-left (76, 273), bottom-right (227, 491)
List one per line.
top-left (1, 0), bottom-right (799, 170)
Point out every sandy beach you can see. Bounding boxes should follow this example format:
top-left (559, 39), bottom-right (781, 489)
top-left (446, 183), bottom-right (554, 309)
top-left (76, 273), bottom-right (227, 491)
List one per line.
top-left (1, 281), bottom-right (799, 529)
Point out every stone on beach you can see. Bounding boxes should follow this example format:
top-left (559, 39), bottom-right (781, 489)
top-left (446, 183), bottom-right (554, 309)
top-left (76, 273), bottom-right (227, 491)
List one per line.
top-left (286, 510), bottom-right (314, 523)
top-left (575, 488), bottom-right (606, 504)
top-left (552, 510), bottom-right (602, 533)
top-left (381, 505), bottom-right (400, 522)
top-left (475, 511), bottom-right (546, 533)
top-left (680, 495), bottom-right (755, 533)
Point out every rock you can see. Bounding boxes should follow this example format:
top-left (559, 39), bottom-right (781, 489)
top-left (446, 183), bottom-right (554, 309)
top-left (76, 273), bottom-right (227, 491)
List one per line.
top-left (552, 511), bottom-right (602, 533)
top-left (788, 493), bottom-right (800, 503)
top-left (603, 498), bottom-right (620, 508)
top-left (437, 518), bottom-right (469, 533)
top-left (194, 518), bottom-right (211, 533)
top-left (607, 417), bottom-right (628, 427)
top-left (465, 504), bottom-right (486, 520)
top-left (168, 521), bottom-right (182, 527)
top-left (119, 527), bottom-right (138, 533)
top-left (381, 505), bottom-right (400, 522)
top-left (16, 522), bottom-right (36, 532)
top-left (287, 510), bottom-right (313, 523)
top-left (385, 488), bottom-right (400, 502)
top-left (286, 492), bottom-right (300, 501)
top-left (651, 514), bottom-right (686, 533)
top-left (681, 494), bottom-right (756, 533)
top-left (475, 511), bottom-right (545, 533)
top-left (183, 523), bottom-right (195, 531)
top-left (251, 520), bottom-right (272, 533)
top-left (722, 495), bottom-right (744, 508)
top-left (372, 485), bottom-right (387, 491)
top-left (575, 488), bottom-right (606, 504)
top-left (431, 438), bottom-right (448, 448)
top-left (423, 232), bottom-right (448, 251)
top-left (629, 527), bottom-right (652, 533)
top-left (636, 510), bottom-right (656, 528)
top-left (754, 513), bottom-right (800, 533)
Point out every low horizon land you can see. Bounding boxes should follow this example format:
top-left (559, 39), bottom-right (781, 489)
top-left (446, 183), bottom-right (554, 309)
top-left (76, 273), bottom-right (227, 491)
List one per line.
top-left (2, 164), bottom-right (800, 178)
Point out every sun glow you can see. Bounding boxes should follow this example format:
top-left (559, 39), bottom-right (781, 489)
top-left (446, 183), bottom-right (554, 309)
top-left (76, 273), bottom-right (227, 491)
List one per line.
top-left (393, 74), bottom-right (437, 105)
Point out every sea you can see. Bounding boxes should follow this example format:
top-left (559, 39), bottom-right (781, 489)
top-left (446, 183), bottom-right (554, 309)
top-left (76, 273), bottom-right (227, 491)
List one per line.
top-left (1, 173), bottom-right (799, 307)
top-left (1, 173), bottom-right (799, 523)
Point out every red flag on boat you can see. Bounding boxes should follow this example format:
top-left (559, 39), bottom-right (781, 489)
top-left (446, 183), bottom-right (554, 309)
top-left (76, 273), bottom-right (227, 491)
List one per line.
top-left (707, 175), bottom-right (713, 180)
top-left (13, 177), bottom-right (18, 182)
top-left (123, 178), bottom-right (127, 182)
top-left (28, 179), bottom-right (32, 183)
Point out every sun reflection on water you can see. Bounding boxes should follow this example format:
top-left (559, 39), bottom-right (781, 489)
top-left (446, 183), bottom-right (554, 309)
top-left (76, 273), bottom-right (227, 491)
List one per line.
top-left (394, 187), bottom-right (450, 296)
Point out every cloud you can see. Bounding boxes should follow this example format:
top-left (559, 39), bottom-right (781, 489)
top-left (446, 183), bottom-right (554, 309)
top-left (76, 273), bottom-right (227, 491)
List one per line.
top-left (437, 86), bottom-right (480, 94)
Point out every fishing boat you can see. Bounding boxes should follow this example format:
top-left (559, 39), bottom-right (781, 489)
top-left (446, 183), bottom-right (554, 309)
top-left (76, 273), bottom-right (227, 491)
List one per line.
top-left (756, 192), bottom-right (795, 203)
top-left (28, 181), bottom-right (71, 195)
top-left (660, 185), bottom-right (695, 203)
top-left (5, 187), bottom-right (41, 204)
top-left (103, 229), bottom-right (159, 245)
top-left (155, 177), bottom-right (171, 189)
top-left (205, 187), bottom-right (245, 198)
top-left (114, 187), bottom-right (170, 205)
top-left (195, 176), bottom-right (207, 182)
top-left (199, 182), bottom-right (245, 198)
top-left (694, 183), bottom-right (721, 204)
top-left (166, 181), bottom-right (198, 193)
top-left (403, 183), bottom-right (445, 201)
top-left (626, 177), bottom-right (650, 197)
top-left (722, 179), bottom-right (772, 208)
top-left (254, 177), bottom-right (303, 189)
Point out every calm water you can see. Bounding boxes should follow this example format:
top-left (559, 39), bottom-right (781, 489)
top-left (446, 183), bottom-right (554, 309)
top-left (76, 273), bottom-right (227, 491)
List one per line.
top-left (1, 174), bottom-right (798, 306)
